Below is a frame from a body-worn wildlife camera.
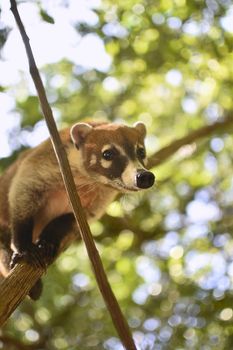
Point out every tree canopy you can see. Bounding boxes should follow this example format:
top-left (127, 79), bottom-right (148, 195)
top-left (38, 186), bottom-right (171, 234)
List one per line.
top-left (0, 0), bottom-right (233, 349)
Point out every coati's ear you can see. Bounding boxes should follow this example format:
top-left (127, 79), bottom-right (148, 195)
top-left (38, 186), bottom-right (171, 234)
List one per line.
top-left (70, 123), bottom-right (93, 149)
top-left (133, 121), bottom-right (147, 138)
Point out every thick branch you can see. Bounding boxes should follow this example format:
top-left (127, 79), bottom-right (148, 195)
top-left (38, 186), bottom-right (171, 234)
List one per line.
top-left (8, 1), bottom-right (136, 349)
top-left (0, 231), bottom-right (76, 326)
top-left (148, 116), bottom-right (233, 168)
top-left (0, 264), bottom-right (44, 326)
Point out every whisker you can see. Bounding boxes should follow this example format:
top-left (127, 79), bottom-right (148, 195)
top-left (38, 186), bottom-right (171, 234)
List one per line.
top-left (76, 182), bottom-right (99, 196)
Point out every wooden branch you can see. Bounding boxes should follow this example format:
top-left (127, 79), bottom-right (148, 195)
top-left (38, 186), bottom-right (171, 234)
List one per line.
top-left (0, 263), bottom-right (43, 326)
top-left (6, 1), bottom-right (137, 349)
top-left (0, 231), bottom-right (76, 326)
top-left (148, 116), bottom-right (233, 168)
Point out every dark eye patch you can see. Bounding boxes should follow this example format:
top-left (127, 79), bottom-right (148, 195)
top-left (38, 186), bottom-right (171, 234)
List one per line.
top-left (137, 147), bottom-right (146, 159)
top-left (100, 147), bottom-right (128, 179)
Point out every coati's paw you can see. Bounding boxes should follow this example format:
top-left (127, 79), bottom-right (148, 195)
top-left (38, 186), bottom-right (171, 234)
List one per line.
top-left (10, 249), bottom-right (45, 269)
top-left (36, 239), bottom-right (59, 265)
top-left (10, 251), bottom-right (23, 269)
top-left (10, 242), bottom-right (55, 269)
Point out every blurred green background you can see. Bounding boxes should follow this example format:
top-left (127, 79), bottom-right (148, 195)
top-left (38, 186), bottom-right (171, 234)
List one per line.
top-left (0, 0), bottom-right (233, 349)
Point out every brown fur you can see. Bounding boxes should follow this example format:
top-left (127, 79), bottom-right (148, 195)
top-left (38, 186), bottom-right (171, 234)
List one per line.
top-left (0, 121), bottom-right (152, 290)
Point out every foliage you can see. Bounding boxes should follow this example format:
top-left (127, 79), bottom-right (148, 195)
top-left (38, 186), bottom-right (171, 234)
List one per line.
top-left (0, 0), bottom-right (233, 349)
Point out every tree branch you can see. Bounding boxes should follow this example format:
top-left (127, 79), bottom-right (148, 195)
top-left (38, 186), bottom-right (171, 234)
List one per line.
top-left (4, 1), bottom-right (137, 349)
top-left (148, 116), bottom-right (233, 168)
top-left (0, 231), bottom-right (77, 326)
top-left (0, 264), bottom-right (43, 326)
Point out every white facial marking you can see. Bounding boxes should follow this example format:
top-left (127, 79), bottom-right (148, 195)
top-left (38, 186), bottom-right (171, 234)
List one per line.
top-left (90, 154), bottom-right (97, 166)
top-left (121, 162), bottom-right (137, 187)
top-left (114, 144), bottom-right (126, 156)
top-left (101, 144), bottom-right (126, 156)
top-left (101, 144), bottom-right (112, 153)
top-left (68, 147), bottom-right (86, 173)
top-left (101, 159), bottom-right (112, 169)
top-left (121, 160), bottom-right (148, 188)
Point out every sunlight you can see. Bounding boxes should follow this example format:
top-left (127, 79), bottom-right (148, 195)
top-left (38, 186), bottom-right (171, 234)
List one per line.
top-left (0, 0), bottom-right (111, 157)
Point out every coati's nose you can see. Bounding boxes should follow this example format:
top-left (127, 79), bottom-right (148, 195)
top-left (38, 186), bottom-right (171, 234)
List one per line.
top-left (136, 170), bottom-right (155, 189)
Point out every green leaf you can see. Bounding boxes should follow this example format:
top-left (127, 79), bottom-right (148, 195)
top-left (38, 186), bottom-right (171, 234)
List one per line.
top-left (17, 96), bottom-right (42, 127)
top-left (40, 9), bottom-right (55, 24)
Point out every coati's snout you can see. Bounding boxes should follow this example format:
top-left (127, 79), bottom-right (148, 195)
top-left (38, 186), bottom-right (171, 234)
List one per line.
top-left (136, 170), bottom-right (155, 189)
top-left (119, 163), bottom-right (155, 192)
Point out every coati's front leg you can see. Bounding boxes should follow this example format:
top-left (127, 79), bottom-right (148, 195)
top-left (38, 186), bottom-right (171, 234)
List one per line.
top-left (10, 216), bottom-right (56, 300)
top-left (11, 213), bottom-right (76, 299)
top-left (11, 213), bottom-right (76, 268)
top-left (36, 213), bottom-right (76, 263)
top-left (10, 217), bottom-right (47, 269)
top-left (10, 218), bottom-right (52, 300)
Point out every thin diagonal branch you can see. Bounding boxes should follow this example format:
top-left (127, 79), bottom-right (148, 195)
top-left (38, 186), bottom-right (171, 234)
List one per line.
top-left (148, 116), bottom-right (233, 168)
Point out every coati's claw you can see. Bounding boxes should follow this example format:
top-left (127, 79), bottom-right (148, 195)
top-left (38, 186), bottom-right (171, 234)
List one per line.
top-left (10, 241), bottom-right (59, 271)
top-left (10, 251), bottom-right (24, 269)
top-left (10, 251), bottom-right (43, 269)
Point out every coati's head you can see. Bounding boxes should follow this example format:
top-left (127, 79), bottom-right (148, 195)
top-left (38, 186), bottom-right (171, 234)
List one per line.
top-left (70, 122), bottom-right (155, 192)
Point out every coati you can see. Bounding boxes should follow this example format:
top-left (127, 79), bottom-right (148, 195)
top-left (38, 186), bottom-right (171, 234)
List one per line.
top-left (0, 121), bottom-right (155, 299)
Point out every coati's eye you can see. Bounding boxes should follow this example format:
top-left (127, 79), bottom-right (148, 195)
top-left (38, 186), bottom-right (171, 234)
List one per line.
top-left (137, 147), bottom-right (146, 159)
top-left (102, 149), bottom-right (115, 161)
